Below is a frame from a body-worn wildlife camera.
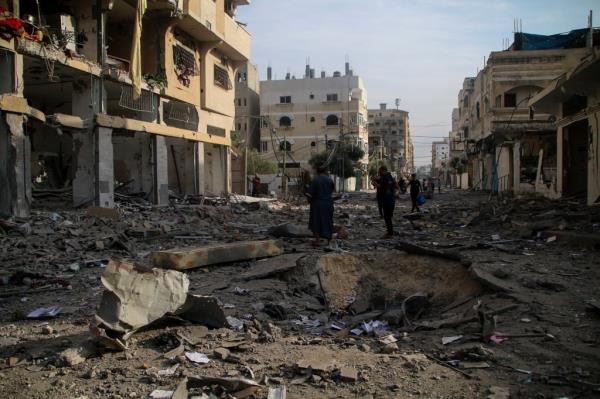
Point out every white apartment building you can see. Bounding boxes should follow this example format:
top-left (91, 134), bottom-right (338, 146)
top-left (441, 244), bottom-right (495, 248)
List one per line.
top-left (259, 62), bottom-right (369, 190)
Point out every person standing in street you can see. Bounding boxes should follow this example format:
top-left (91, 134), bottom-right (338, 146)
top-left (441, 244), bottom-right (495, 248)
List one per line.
top-left (372, 174), bottom-right (383, 218)
top-left (408, 174), bottom-right (422, 213)
top-left (306, 166), bottom-right (335, 247)
top-left (378, 166), bottom-right (398, 238)
top-left (251, 174), bottom-right (261, 197)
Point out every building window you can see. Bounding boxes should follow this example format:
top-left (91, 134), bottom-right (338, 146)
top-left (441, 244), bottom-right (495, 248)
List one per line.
top-left (391, 130), bottom-right (397, 135)
top-left (237, 123), bottom-right (241, 131)
top-left (476, 102), bottom-right (480, 119)
top-left (279, 140), bottom-right (292, 151)
top-left (375, 122), bottom-right (380, 126)
top-left (326, 114), bottom-right (339, 126)
top-left (279, 116), bottom-right (292, 127)
top-left (237, 98), bottom-right (241, 106)
top-left (326, 93), bottom-right (338, 102)
top-left (504, 93), bottom-right (517, 107)
top-left (310, 116), bottom-right (316, 122)
top-left (214, 65), bottom-right (232, 89)
top-left (495, 95), bottom-right (502, 108)
top-left (279, 95), bottom-right (291, 104)
top-left (243, 98), bottom-right (247, 106)
top-left (309, 93), bottom-right (314, 99)
top-left (463, 96), bottom-right (469, 108)
top-left (260, 141), bottom-right (268, 152)
top-left (244, 123), bottom-right (247, 131)
top-left (311, 141), bottom-right (316, 147)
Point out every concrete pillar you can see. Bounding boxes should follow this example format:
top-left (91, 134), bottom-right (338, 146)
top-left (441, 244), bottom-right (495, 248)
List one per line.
top-left (225, 146), bottom-right (232, 194)
top-left (0, 112), bottom-right (31, 218)
top-left (556, 125), bottom-right (564, 196)
top-left (182, 140), bottom-right (205, 195)
top-left (197, 142), bottom-right (205, 195)
top-left (73, 127), bottom-right (114, 207)
top-left (513, 142), bottom-right (521, 194)
top-left (152, 135), bottom-right (169, 205)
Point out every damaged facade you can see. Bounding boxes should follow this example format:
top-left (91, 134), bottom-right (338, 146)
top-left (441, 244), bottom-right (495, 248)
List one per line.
top-left (0, 0), bottom-right (251, 218)
top-left (451, 26), bottom-right (598, 200)
top-left (259, 61), bottom-right (369, 193)
top-left (367, 103), bottom-right (414, 175)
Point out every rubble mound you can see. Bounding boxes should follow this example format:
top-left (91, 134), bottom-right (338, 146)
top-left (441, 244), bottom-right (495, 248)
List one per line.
top-left (316, 251), bottom-right (483, 312)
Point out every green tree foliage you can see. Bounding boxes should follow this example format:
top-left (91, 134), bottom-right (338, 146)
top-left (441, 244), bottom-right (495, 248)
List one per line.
top-left (247, 149), bottom-right (277, 175)
top-left (309, 144), bottom-right (365, 179)
top-left (367, 158), bottom-right (391, 178)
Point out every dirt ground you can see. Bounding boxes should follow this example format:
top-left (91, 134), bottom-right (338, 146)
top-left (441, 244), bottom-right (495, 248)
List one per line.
top-left (0, 189), bottom-right (599, 398)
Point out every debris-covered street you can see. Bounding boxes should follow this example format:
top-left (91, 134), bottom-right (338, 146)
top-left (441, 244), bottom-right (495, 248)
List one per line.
top-left (1, 190), bottom-right (599, 399)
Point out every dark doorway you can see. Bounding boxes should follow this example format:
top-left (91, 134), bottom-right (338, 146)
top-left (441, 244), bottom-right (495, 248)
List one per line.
top-left (563, 119), bottom-right (588, 197)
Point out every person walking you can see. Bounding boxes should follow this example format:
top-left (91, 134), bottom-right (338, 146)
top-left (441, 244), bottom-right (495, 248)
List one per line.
top-left (306, 166), bottom-right (335, 247)
top-left (378, 166), bottom-right (398, 238)
top-left (408, 174), bottom-right (422, 213)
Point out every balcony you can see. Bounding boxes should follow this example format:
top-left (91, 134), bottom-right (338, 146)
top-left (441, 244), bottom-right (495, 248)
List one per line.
top-left (179, 0), bottom-right (221, 42)
top-left (220, 14), bottom-right (251, 61)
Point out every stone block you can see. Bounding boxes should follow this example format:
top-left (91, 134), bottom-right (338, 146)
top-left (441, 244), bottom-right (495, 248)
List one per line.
top-left (152, 240), bottom-right (284, 270)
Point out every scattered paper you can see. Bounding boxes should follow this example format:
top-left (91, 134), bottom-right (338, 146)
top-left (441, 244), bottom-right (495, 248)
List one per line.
top-left (158, 364), bottom-right (179, 376)
top-left (442, 335), bottom-right (463, 345)
top-left (27, 306), bottom-right (62, 319)
top-left (149, 390), bottom-right (174, 399)
top-left (185, 351), bottom-right (210, 364)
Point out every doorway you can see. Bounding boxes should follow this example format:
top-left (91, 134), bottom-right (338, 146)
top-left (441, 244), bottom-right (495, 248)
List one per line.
top-left (563, 119), bottom-right (588, 197)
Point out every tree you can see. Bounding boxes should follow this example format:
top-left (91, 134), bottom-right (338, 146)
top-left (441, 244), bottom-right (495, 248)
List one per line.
top-left (247, 149), bottom-right (277, 175)
top-left (309, 143), bottom-right (365, 179)
top-left (368, 158), bottom-right (391, 178)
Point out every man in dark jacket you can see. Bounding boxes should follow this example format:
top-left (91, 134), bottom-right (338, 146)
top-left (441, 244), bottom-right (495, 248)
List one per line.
top-left (408, 174), bottom-right (422, 213)
top-left (378, 166), bottom-right (398, 238)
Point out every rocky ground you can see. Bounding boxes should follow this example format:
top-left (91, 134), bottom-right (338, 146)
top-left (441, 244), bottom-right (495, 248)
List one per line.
top-left (0, 189), bottom-right (599, 399)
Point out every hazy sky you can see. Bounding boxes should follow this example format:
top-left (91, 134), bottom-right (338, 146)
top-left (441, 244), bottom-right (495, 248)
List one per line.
top-left (237, 0), bottom-right (598, 166)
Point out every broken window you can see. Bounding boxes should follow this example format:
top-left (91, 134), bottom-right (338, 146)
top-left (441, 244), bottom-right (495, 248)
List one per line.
top-left (279, 116), bottom-right (292, 127)
top-left (214, 65), bottom-right (232, 89)
top-left (173, 44), bottom-right (198, 88)
top-left (207, 125), bottom-right (226, 137)
top-left (504, 93), bottom-right (517, 108)
top-left (119, 85), bottom-right (157, 113)
top-left (279, 96), bottom-right (291, 104)
top-left (326, 114), bottom-right (339, 126)
top-left (163, 99), bottom-right (199, 131)
top-left (279, 140), bottom-right (292, 152)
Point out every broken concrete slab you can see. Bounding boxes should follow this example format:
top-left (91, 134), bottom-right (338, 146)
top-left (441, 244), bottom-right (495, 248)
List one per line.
top-left (94, 260), bottom-right (189, 339)
top-left (237, 253), bottom-right (305, 281)
top-left (152, 240), bottom-right (284, 270)
top-left (91, 260), bottom-right (228, 349)
top-left (469, 264), bottom-right (519, 292)
top-left (268, 223), bottom-right (313, 238)
top-left (338, 366), bottom-right (358, 382)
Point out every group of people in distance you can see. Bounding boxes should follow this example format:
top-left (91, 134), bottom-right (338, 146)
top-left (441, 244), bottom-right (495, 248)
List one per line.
top-left (251, 166), bottom-right (430, 248)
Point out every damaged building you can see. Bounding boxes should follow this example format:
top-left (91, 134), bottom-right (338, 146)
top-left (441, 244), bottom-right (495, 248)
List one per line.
top-left (453, 24), bottom-right (598, 199)
top-left (0, 0), bottom-right (251, 218)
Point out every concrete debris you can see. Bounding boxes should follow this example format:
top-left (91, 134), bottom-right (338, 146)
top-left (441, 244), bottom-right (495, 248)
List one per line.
top-left (86, 206), bottom-right (120, 220)
top-left (267, 223), bottom-right (312, 238)
top-left (152, 240), bottom-right (284, 270)
top-left (267, 386), bottom-right (287, 399)
top-left (91, 260), bottom-right (227, 349)
top-left (236, 253), bottom-right (305, 281)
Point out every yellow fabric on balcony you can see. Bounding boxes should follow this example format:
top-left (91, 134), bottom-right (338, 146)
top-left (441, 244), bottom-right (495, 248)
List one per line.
top-left (130, 0), bottom-right (147, 100)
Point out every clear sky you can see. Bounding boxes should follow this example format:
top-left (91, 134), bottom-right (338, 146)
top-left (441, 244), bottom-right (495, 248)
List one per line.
top-left (237, 1), bottom-right (598, 166)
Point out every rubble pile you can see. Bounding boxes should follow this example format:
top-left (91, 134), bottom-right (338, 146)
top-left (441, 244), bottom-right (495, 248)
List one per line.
top-left (0, 191), bottom-right (598, 398)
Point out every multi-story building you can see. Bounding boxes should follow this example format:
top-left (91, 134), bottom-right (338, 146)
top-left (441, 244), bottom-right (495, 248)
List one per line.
top-left (232, 62), bottom-right (260, 194)
top-left (367, 103), bottom-right (413, 175)
top-left (530, 48), bottom-right (600, 205)
top-left (0, 0), bottom-right (250, 218)
top-left (234, 62), bottom-right (260, 149)
top-left (448, 107), bottom-right (468, 188)
top-left (259, 61), bottom-right (369, 191)
top-left (452, 26), bottom-right (597, 196)
top-left (431, 138), bottom-right (449, 184)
